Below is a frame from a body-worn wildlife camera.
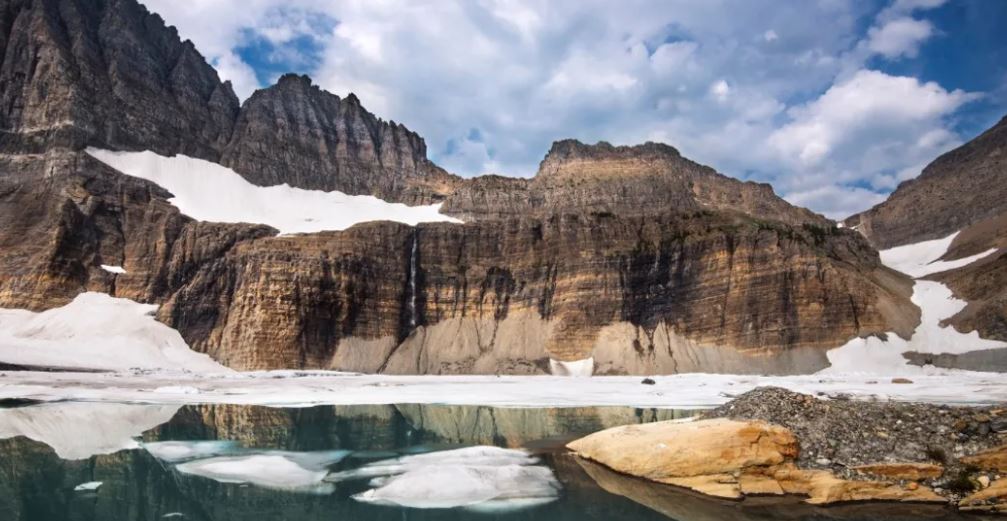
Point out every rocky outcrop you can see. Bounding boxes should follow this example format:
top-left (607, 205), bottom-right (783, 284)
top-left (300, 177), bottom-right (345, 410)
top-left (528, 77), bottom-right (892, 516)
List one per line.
top-left (567, 417), bottom-right (944, 505)
top-left (0, 151), bottom-right (272, 311)
top-left (846, 114), bottom-right (1007, 249)
top-left (0, 0), bottom-right (239, 159)
top-left (220, 74), bottom-right (459, 203)
top-left (444, 140), bottom-right (829, 226)
top-left (154, 212), bottom-right (914, 372)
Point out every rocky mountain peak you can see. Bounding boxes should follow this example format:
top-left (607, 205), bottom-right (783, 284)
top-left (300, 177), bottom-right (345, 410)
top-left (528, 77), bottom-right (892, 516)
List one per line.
top-left (846, 112), bottom-right (1007, 248)
top-left (220, 72), bottom-right (458, 201)
top-left (0, 0), bottom-right (239, 159)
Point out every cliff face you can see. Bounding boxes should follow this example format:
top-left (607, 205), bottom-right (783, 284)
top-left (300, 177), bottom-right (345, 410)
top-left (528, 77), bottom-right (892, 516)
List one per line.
top-left (443, 140), bottom-right (828, 226)
top-left (221, 74), bottom-right (459, 203)
top-left (846, 115), bottom-right (1007, 249)
top-left (0, 0), bottom-right (239, 159)
top-left (0, 0), bottom-right (922, 375)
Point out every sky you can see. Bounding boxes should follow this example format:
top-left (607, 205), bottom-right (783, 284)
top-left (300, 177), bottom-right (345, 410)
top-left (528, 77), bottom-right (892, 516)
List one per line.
top-left (144, 0), bottom-right (1007, 219)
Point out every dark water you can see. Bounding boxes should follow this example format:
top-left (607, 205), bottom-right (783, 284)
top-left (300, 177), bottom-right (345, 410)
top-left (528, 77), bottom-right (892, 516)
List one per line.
top-left (0, 402), bottom-right (989, 521)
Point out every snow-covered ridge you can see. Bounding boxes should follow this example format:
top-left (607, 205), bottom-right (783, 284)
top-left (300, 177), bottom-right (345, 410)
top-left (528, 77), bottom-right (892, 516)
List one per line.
top-left (823, 231), bottom-right (1005, 375)
top-left (0, 292), bottom-right (230, 373)
top-left (86, 148), bottom-right (462, 235)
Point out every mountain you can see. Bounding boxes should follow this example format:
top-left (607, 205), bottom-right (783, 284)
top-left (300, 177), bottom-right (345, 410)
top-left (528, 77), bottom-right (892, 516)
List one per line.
top-left (444, 140), bottom-right (827, 226)
top-left (846, 114), bottom-right (1007, 368)
top-left (845, 115), bottom-right (1007, 249)
top-left (220, 74), bottom-right (459, 203)
top-left (0, 0), bottom-right (920, 375)
top-left (0, 0), bottom-right (238, 159)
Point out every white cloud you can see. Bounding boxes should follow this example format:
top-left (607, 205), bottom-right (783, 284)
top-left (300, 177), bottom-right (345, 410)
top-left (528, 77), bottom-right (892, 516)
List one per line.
top-left (866, 17), bottom-right (933, 59)
top-left (142, 0), bottom-right (979, 219)
top-left (212, 51), bottom-right (261, 100)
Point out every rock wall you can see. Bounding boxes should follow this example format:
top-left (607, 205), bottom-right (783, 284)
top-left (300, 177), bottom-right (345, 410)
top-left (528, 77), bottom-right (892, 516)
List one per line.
top-left (846, 115), bottom-right (1007, 249)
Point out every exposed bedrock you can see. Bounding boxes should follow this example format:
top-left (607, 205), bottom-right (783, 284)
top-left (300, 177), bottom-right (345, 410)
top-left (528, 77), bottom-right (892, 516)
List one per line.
top-left (443, 140), bottom-right (829, 226)
top-left (157, 212), bottom-right (915, 373)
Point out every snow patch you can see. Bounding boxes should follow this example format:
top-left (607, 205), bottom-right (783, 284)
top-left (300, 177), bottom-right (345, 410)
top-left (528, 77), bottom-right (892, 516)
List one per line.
top-left (823, 231), bottom-right (1006, 375)
top-left (0, 292), bottom-right (230, 373)
top-left (100, 264), bottom-right (127, 274)
top-left (336, 446), bottom-right (560, 511)
top-left (549, 357), bottom-right (594, 376)
top-left (174, 450), bottom-right (350, 494)
top-left (0, 402), bottom-right (179, 459)
top-left (880, 231), bottom-right (997, 278)
top-left (87, 148), bottom-right (461, 234)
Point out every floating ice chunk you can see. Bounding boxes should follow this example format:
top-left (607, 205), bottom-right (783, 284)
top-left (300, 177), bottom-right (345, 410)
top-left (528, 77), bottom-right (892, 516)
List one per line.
top-left (142, 440), bottom-right (241, 463)
top-left (0, 402), bottom-right (180, 459)
top-left (549, 357), bottom-right (594, 377)
top-left (174, 450), bottom-right (349, 494)
top-left (326, 445), bottom-right (539, 483)
top-left (86, 148), bottom-right (462, 235)
top-left (343, 446), bottom-right (560, 510)
top-left (0, 292), bottom-right (230, 373)
top-left (100, 264), bottom-right (127, 274)
top-left (74, 481), bottom-right (102, 491)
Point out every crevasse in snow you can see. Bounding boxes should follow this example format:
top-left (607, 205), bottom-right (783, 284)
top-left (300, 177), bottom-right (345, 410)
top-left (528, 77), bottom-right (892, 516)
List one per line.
top-left (86, 148), bottom-right (462, 234)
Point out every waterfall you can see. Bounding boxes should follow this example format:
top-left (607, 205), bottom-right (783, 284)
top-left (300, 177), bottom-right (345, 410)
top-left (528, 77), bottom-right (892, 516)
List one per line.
top-left (407, 231), bottom-right (419, 329)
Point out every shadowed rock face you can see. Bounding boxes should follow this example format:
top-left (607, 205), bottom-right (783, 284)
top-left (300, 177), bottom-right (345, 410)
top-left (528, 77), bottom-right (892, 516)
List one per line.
top-left (0, 0), bottom-right (239, 159)
top-left (220, 74), bottom-right (460, 204)
top-left (444, 140), bottom-right (829, 226)
top-left (846, 115), bottom-right (1007, 250)
top-left (0, 0), bottom-right (921, 374)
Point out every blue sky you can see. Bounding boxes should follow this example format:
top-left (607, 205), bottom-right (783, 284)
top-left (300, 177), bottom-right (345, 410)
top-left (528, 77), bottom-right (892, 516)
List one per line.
top-left (145, 0), bottom-right (1006, 218)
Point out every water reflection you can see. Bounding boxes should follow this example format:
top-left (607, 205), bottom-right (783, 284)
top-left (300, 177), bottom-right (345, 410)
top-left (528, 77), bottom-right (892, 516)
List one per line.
top-left (0, 402), bottom-right (990, 520)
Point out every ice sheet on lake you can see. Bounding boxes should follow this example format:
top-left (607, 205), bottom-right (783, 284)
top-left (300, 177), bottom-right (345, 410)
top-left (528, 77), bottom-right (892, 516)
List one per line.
top-left (0, 402), bottom-right (180, 459)
top-left (0, 292), bottom-right (230, 373)
top-left (87, 148), bottom-right (461, 235)
top-left (174, 450), bottom-right (350, 494)
top-left (340, 446), bottom-right (560, 511)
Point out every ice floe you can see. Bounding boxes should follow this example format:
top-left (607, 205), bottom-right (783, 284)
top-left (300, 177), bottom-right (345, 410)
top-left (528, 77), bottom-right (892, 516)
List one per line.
top-left (73, 481), bottom-right (102, 492)
top-left (174, 450), bottom-right (350, 494)
top-left (0, 402), bottom-right (180, 459)
top-left (333, 446), bottom-right (560, 511)
top-left (0, 292), bottom-right (230, 373)
top-left (87, 148), bottom-right (461, 235)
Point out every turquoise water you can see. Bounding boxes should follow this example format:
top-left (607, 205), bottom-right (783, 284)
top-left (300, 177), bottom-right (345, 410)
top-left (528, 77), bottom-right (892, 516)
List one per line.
top-left (0, 402), bottom-right (980, 520)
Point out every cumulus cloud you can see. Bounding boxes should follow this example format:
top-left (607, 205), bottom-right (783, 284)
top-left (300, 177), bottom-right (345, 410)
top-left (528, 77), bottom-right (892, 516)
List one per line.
top-left (142, 0), bottom-right (980, 219)
top-left (866, 17), bottom-right (933, 59)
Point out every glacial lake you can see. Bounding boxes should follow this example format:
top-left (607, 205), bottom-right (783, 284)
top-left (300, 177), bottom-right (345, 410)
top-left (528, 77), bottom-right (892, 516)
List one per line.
top-left (0, 402), bottom-right (986, 521)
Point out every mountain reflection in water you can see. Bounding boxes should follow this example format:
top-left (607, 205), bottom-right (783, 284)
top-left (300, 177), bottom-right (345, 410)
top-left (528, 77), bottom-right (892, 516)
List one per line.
top-left (0, 402), bottom-right (989, 521)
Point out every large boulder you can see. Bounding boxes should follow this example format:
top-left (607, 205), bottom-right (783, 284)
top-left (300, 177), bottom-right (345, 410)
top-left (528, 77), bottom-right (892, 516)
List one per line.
top-left (567, 418), bottom-right (945, 505)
